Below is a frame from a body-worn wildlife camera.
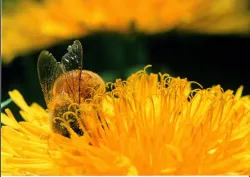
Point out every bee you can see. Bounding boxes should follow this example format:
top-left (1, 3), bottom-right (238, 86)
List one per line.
top-left (37, 40), bottom-right (105, 138)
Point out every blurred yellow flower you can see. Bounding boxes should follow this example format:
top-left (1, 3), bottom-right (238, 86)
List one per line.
top-left (1, 67), bottom-right (250, 175)
top-left (2, 0), bottom-right (250, 63)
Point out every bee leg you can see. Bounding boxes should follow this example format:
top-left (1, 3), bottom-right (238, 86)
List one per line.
top-left (97, 112), bottom-right (109, 130)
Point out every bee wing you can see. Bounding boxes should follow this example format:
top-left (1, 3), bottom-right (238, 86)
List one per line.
top-left (60, 40), bottom-right (84, 103)
top-left (61, 40), bottom-right (83, 71)
top-left (37, 51), bottom-right (63, 107)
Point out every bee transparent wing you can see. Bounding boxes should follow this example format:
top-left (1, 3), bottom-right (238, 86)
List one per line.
top-left (61, 40), bottom-right (83, 71)
top-left (60, 40), bottom-right (84, 103)
top-left (37, 50), bottom-right (63, 106)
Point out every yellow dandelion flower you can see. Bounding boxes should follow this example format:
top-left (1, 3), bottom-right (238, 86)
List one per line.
top-left (2, 0), bottom-right (250, 63)
top-left (1, 66), bottom-right (250, 175)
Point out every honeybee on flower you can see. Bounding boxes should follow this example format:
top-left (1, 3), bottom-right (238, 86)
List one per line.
top-left (37, 40), bottom-right (105, 138)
